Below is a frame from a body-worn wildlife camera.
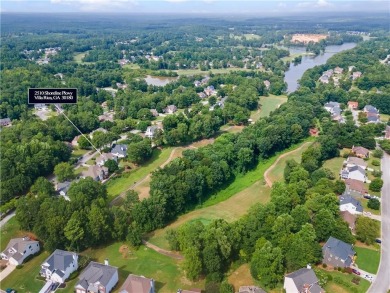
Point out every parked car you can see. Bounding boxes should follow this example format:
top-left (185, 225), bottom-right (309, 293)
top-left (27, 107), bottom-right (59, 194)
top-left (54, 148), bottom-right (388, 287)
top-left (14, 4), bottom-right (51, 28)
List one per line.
top-left (375, 238), bottom-right (382, 244)
top-left (363, 195), bottom-right (372, 199)
top-left (352, 269), bottom-right (361, 275)
top-left (364, 274), bottom-right (373, 282)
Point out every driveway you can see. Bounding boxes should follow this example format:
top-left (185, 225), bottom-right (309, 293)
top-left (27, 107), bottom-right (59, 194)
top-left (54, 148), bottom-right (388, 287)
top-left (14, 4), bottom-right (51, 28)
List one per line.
top-left (0, 211), bottom-right (15, 229)
top-left (368, 152), bottom-right (390, 293)
top-left (0, 264), bottom-right (16, 282)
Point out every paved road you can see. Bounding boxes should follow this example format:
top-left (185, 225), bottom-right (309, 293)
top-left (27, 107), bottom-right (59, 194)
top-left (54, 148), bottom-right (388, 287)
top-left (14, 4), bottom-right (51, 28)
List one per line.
top-left (0, 211), bottom-right (15, 229)
top-left (368, 152), bottom-right (390, 293)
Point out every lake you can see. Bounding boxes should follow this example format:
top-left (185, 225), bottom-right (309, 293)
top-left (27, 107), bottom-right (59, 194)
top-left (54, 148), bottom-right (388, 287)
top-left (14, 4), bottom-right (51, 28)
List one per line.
top-left (144, 75), bottom-right (178, 86)
top-left (285, 43), bottom-right (357, 93)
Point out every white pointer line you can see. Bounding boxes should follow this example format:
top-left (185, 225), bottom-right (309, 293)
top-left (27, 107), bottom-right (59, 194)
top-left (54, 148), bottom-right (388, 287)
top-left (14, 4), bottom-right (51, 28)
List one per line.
top-left (55, 104), bottom-right (102, 155)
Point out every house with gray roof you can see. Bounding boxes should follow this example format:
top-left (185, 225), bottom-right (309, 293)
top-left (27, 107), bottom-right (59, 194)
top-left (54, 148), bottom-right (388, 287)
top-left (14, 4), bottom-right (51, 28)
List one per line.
top-left (111, 144), bottom-right (128, 158)
top-left (322, 236), bottom-right (355, 268)
top-left (345, 156), bottom-right (367, 170)
top-left (1, 236), bottom-right (40, 265)
top-left (119, 274), bottom-right (155, 293)
top-left (96, 153), bottom-right (117, 167)
top-left (56, 181), bottom-right (72, 200)
top-left (324, 102), bottom-right (344, 123)
top-left (363, 105), bottom-right (379, 115)
top-left (339, 195), bottom-right (363, 214)
top-left (75, 260), bottom-right (118, 293)
top-left (284, 268), bottom-right (324, 293)
top-left (40, 249), bottom-right (78, 283)
top-left (340, 165), bottom-right (367, 182)
top-left (145, 126), bottom-right (159, 138)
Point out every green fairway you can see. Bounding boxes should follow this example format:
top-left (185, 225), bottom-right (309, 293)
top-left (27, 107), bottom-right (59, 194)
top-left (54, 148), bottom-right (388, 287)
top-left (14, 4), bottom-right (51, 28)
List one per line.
top-left (1, 251), bottom-right (50, 292)
top-left (355, 246), bottom-right (380, 274)
top-left (106, 148), bottom-right (173, 200)
top-left (147, 139), bottom-right (313, 250)
top-left (251, 95), bottom-right (288, 122)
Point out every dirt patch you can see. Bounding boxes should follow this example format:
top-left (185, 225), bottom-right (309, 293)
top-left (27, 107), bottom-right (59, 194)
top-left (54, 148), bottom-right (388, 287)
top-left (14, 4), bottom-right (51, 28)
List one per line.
top-left (291, 34), bottom-right (327, 44)
top-left (228, 264), bottom-right (256, 292)
top-left (119, 245), bottom-right (131, 259)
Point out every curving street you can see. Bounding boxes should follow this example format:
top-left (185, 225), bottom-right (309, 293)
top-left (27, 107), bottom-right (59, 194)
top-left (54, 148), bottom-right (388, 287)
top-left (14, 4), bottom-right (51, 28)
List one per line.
top-left (367, 152), bottom-right (390, 293)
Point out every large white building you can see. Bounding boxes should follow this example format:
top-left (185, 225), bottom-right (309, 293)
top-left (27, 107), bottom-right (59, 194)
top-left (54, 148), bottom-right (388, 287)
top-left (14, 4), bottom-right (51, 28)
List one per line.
top-left (40, 249), bottom-right (78, 283)
top-left (1, 237), bottom-right (40, 265)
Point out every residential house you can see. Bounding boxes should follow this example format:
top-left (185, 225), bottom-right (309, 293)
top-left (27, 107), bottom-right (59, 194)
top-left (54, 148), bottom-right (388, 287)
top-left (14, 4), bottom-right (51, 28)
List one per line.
top-left (340, 165), bottom-right (367, 182)
top-left (34, 104), bottom-right (48, 110)
top-left (324, 102), bottom-right (344, 123)
top-left (204, 85), bottom-right (217, 96)
top-left (309, 128), bottom-right (319, 136)
top-left (334, 66), bottom-right (344, 74)
top-left (56, 181), bottom-right (72, 198)
top-left (119, 274), bottom-right (155, 293)
top-left (345, 156), bottom-right (367, 170)
top-left (1, 237), bottom-right (40, 265)
top-left (194, 80), bottom-right (201, 87)
top-left (197, 92), bottom-right (207, 99)
top-left (352, 71), bottom-right (362, 80)
top-left (98, 112), bottom-right (114, 122)
top-left (40, 249), bottom-right (78, 283)
top-left (145, 126), bottom-right (159, 139)
top-left (340, 211), bottom-right (357, 233)
top-left (164, 105), bottom-right (177, 114)
top-left (347, 101), bottom-right (358, 110)
top-left (81, 165), bottom-right (109, 181)
top-left (150, 109), bottom-right (159, 117)
top-left (322, 236), bottom-right (355, 268)
top-left (385, 125), bottom-right (390, 140)
top-left (0, 118), bottom-right (11, 127)
top-left (339, 195), bottom-right (363, 215)
top-left (319, 75), bottom-right (329, 84)
top-left (366, 112), bottom-right (380, 124)
top-left (323, 69), bottom-right (334, 77)
top-left (200, 76), bottom-right (210, 85)
top-left (283, 268), bottom-right (324, 293)
top-left (344, 178), bottom-right (368, 196)
top-left (352, 146), bottom-right (370, 158)
top-left (116, 82), bottom-right (128, 90)
top-left (96, 153), bottom-right (117, 166)
top-left (364, 105), bottom-right (379, 114)
top-left (238, 285), bottom-right (267, 293)
top-left (263, 80), bottom-right (271, 90)
top-left (75, 261), bottom-right (118, 293)
top-left (111, 144), bottom-right (128, 158)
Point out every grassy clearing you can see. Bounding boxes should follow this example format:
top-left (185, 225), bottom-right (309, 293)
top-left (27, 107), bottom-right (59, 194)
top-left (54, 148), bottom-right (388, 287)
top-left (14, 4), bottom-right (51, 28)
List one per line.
top-left (147, 139), bottom-right (312, 250)
top-left (1, 217), bottom-right (21, 251)
top-left (123, 63), bottom-right (141, 70)
top-left (266, 141), bottom-right (313, 184)
top-left (320, 269), bottom-right (371, 293)
top-left (106, 148), bottom-right (172, 201)
top-left (175, 68), bottom-right (260, 76)
top-left (380, 113), bottom-right (390, 123)
top-left (71, 148), bottom-right (89, 157)
top-left (73, 52), bottom-right (89, 63)
top-left (355, 246), bottom-right (380, 274)
top-left (1, 251), bottom-right (50, 292)
top-left (251, 95), bottom-right (288, 122)
top-left (228, 264), bottom-right (260, 292)
top-left (75, 166), bottom-right (88, 176)
top-left (323, 156), bottom-right (344, 178)
top-left (59, 243), bottom-right (204, 293)
top-left (220, 125), bottom-right (245, 133)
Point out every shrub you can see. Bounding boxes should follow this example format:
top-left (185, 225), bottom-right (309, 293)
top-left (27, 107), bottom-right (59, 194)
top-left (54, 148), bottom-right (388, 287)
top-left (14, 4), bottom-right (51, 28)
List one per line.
top-left (368, 198), bottom-right (380, 210)
top-left (369, 178), bottom-right (383, 192)
top-left (16, 264), bottom-right (23, 269)
top-left (322, 263), bottom-right (327, 268)
top-left (337, 267), bottom-right (342, 271)
top-left (372, 149), bottom-right (383, 158)
top-left (372, 159), bottom-right (380, 166)
top-left (372, 170), bottom-right (383, 177)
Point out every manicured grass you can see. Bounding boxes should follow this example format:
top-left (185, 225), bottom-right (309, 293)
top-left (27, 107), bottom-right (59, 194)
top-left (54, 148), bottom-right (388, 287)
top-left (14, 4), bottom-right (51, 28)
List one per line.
top-left (71, 148), bottom-right (89, 157)
top-left (243, 33), bottom-right (262, 40)
top-left (73, 52), bottom-right (89, 63)
top-left (1, 217), bottom-right (21, 251)
top-left (320, 269), bottom-right (371, 293)
top-left (59, 243), bottom-right (204, 293)
top-left (380, 113), bottom-right (390, 123)
top-left (106, 148), bottom-right (173, 201)
top-left (147, 139), bottom-right (313, 250)
top-left (1, 251), bottom-right (50, 292)
top-left (75, 166), bottom-right (88, 176)
top-left (355, 246), bottom-right (380, 274)
top-left (123, 63), bottom-right (141, 70)
top-left (251, 95), bottom-right (288, 122)
top-left (266, 141), bottom-right (312, 184)
top-left (323, 157), bottom-right (345, 178)
top-left (228, 264), bottom-right (261, 292)
top-left (174, 68), bottom-right (261, 76)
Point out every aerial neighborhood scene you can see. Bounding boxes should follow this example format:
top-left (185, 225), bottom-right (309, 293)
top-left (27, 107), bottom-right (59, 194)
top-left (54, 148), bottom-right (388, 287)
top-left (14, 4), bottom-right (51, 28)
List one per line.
top-left (0, 0), bottom-right (389, 292)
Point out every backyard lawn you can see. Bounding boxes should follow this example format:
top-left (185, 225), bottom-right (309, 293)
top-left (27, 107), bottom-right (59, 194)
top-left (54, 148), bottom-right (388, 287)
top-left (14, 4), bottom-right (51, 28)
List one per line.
top-left (322, 156), bottom-right (344, 179)
top-left (1, 217), bottom-right (21, 251)
top-left (1, 251), bottom-right (50, 292)
top-left (355, 246), bottom-right (380, 274)
top-left (320, 269), bottom-right (371, 293)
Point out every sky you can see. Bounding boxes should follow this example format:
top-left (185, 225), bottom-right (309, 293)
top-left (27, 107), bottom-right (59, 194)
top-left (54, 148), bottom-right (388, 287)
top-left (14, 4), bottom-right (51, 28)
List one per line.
top-left (1, 0), bottom-right (389, 14)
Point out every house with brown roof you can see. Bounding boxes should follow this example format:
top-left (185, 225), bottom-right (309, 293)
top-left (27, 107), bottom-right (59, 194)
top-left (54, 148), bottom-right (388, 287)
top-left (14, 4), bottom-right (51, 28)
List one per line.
top-left (119, 274), bottom-right (154, 293)
top-left (352, 146), bottom-right (369, 158)
top-left (345, 156), bottom-right (367, 170)
top-left (96, 153), bottom-right (117, 167)
top-left (340, 211), bottom-right (357, 233)
top-left (347, 101), bottom-right (358, 110)
top-left (344, 178), bottom-right (368, 196)
top-left (81, 165), bottom-right (109, 181)
top-left (334, 66), bottom-right (344, 74)
top-left (164, 105), bottom-right (177, 114)
top-left (150, 109), bottom-right (159, 117)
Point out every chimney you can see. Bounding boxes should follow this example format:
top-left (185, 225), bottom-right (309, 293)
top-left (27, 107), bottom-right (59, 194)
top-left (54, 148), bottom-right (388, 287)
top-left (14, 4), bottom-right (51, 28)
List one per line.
top-left (104, 259), bottom-right (109, 266)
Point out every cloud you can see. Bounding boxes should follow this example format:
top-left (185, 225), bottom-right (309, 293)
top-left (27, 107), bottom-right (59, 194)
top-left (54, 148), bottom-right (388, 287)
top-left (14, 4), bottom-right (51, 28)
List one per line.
top-left (278, 2), bottom-right (287, 7)
top-left (164, 0), bottom-right (188, 2)
top-left (50, 0), bottom-right (138, 11)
